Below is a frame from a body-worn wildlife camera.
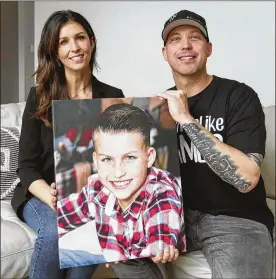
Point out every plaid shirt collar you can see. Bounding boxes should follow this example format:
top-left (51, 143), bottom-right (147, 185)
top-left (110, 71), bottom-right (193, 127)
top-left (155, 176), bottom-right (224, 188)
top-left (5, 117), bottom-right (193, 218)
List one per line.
top-left (91, 167), bottom-right (162, 221)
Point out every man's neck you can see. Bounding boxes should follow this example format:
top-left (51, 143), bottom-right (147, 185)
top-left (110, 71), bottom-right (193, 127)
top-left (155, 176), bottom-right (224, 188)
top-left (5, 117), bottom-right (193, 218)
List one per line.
top-left (173, 71), bottom-right (213, 98)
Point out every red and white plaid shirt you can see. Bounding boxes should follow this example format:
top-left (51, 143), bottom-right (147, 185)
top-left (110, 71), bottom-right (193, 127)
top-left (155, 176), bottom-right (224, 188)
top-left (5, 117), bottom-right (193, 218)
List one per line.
top-left (57, 167), bottom-right (186, 262)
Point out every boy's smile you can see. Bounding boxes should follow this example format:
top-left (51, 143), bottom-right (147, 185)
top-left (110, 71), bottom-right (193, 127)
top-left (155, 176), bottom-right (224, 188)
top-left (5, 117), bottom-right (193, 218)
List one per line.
top-left (93, 131), bottom-right (156, 210)
top-left (110, 179), bottom-right (133, 189)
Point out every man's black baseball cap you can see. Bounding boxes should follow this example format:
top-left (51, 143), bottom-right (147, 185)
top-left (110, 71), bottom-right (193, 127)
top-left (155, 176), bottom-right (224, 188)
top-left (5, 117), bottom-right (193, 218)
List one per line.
top-left (162, 10), bottom-right (209, 42)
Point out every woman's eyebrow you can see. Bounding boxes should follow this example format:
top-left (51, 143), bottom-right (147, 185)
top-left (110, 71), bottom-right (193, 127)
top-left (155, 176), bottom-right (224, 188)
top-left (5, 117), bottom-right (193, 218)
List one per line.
top-left (59, 32), bottom-right (86, 40)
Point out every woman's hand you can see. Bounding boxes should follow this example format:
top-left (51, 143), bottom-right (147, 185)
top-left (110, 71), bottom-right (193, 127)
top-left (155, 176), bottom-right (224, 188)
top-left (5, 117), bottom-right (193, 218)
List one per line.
top-left (48, 182), bottom-right (57, 211)
top-left (28, 180), bottom-right (57, 211)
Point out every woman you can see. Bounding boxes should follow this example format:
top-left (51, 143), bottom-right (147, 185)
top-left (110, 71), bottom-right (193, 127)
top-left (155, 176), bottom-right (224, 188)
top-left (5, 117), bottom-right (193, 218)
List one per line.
top-left (11, 10), bottom-right (124, 279)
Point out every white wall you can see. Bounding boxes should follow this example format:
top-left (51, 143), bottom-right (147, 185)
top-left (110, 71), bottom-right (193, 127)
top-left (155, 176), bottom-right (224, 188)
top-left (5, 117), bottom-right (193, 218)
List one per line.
top-left (1, 1), bottom-right (34, 104)
top-left (1, 1), bottom-right (18, 104)
top-left (35, 1), bottom-right (275, 106)
top-left (18, 1), bottom-right (35, 102)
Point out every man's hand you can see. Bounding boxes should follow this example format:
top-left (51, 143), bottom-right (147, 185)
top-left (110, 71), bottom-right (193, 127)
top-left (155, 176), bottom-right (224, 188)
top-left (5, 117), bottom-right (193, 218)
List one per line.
top-left (157, 90), bottom-right (193, 124)
top-left (149, 97), bottom-right (166, 112)
top-left (151, 246), bottom-right (179, 264)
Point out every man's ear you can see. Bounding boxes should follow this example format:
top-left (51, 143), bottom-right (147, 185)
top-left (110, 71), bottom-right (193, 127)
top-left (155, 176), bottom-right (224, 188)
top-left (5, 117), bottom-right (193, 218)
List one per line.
top-left (207, 42), bottom-right (212, 57)
top-left (92, 151), bottom-right (98, 171)
top-left (162, 46), bottom-right (168, 61)
top-left (147, 147), bottom-right (156, 168)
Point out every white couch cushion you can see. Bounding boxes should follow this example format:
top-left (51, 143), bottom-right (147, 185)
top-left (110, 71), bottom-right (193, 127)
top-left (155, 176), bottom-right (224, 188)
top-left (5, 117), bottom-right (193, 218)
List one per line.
top-left (266, 198), bottom-right (276, 279)
top-left (1, 200), bottom-right (36, 279)
top-left (1, 102), bottom-right (26, 128)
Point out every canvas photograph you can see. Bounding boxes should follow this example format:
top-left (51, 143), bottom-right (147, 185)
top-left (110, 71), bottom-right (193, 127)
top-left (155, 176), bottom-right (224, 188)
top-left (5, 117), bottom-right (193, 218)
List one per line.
top-left (52, 97), bottom-right (185, 268)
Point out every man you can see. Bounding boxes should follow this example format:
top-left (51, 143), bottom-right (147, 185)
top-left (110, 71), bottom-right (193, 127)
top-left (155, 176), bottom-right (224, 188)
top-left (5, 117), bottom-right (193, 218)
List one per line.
top-left (156, 9), bottom-right (274, 278)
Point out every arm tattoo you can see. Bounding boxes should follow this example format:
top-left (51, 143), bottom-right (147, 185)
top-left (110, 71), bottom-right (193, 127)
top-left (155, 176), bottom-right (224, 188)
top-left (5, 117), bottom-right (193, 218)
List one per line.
top-left (247, 153), bottom-right (263, 168)
top-left (182, 123), bottom-right (251, 192)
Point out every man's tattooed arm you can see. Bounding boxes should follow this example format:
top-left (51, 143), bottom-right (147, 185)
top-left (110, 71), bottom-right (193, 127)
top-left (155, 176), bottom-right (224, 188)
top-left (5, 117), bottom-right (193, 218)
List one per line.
top-left (182, 122), bottom-right (261, 193)
top-left (247, 153), bottom-right (263, 168)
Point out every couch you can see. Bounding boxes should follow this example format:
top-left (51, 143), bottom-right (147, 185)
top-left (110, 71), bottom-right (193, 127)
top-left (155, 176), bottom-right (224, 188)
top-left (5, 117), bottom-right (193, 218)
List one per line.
top-left (1, 102), bottom-right (275, 279)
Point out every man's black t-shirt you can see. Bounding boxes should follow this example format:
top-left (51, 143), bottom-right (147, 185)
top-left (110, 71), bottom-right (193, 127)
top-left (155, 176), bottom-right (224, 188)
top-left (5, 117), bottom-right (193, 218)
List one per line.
top-left (169, 75), bottom-right (274, 234)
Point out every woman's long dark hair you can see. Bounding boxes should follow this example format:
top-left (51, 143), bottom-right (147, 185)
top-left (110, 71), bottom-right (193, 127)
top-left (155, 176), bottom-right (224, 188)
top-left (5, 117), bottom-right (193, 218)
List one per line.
top-left (33, 10), bottom-right (99, 127)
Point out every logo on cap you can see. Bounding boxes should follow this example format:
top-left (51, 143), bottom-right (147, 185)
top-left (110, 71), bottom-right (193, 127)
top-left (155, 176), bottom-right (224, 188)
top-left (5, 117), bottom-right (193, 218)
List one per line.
top-left (169, 12), bottom-right (178, 23)
top-left (186, 15), bottom-right (205, 27)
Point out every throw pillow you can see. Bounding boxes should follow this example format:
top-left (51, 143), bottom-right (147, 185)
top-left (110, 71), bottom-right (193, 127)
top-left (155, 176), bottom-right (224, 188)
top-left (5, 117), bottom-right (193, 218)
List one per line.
top-left (0, 127), bottom-right (20, 199)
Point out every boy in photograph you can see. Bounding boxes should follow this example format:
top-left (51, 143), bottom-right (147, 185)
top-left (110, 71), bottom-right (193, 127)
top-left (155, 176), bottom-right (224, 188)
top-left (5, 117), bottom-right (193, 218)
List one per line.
top-left (57, 103), bottom-right (186, 263)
